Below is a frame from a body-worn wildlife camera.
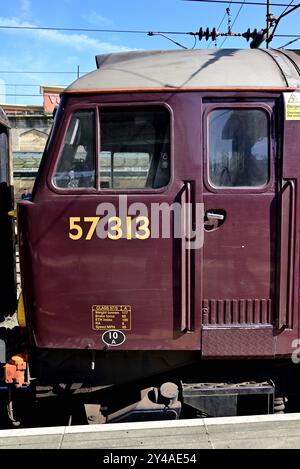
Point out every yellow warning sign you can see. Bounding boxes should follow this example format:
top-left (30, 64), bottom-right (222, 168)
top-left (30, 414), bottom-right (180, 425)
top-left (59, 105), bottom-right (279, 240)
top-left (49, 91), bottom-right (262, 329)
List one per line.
top-left (284, 92), bottom-right (300, 120)
top-left (92, 305), bottom-right (131, 330)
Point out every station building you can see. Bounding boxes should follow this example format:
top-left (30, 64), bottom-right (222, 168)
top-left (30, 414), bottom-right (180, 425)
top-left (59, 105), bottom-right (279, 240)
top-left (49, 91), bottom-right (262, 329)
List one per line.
top-left (1, 85), bottom-right (63, 199)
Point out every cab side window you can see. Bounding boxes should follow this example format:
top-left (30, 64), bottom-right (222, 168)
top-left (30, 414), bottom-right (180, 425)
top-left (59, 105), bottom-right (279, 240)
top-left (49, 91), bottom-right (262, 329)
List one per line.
top-left (99, 107), bottom-right (170, 189)
top-left (53, 110), bottom-right (95, 189)
top-left (208, 109), bottom-right (269, 188)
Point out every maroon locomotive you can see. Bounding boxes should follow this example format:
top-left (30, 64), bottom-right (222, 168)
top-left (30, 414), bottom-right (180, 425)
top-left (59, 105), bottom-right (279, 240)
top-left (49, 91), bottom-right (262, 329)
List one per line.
top-left (0, 108), bottom-right (15, 323)
top-left (3, 48), bottom-right (300, 424)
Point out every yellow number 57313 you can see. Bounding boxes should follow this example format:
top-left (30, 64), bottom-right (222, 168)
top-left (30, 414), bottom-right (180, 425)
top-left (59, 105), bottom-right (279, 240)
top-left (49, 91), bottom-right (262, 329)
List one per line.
top-left (69, 216), bottom-right (150, 241)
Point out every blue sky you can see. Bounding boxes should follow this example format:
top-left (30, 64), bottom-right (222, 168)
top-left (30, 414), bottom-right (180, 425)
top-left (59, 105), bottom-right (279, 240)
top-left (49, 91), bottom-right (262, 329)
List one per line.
top-left (0, 0), bottom-right (299, 105)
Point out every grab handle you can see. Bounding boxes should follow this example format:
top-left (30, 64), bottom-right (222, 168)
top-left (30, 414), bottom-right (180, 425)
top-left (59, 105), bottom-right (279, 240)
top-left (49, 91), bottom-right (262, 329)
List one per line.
top-left (278, 179), bottom-right (295, 329)
top-left (180, 182), bottom-right (192, 332)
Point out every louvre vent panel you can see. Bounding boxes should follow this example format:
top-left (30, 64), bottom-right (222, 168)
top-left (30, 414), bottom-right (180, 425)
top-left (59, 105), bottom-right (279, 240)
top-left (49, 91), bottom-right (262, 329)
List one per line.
top-left (202, 299), bottom-right (272, 325)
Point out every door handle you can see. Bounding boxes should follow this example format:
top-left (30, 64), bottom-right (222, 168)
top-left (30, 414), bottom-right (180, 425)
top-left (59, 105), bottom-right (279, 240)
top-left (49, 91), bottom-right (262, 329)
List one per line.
top-left (204, 210), bottom-right (226, 232)
top-left (206, 212), bottom-right (225, 221)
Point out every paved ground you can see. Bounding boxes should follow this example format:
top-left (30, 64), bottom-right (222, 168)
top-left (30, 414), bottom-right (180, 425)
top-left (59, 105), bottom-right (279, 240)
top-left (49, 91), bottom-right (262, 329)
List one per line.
top-left (0, 413), bottom-right (300, 449)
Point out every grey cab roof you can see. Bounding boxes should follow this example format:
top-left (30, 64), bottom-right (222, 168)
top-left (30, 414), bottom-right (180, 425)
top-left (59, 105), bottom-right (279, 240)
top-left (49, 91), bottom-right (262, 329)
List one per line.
top-left (66, 48), bottom-right (300, 93)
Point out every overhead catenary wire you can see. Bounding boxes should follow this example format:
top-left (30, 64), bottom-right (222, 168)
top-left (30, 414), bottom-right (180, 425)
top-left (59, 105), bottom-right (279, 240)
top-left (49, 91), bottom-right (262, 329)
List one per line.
top-left (147, 32), bottom-right (188, 49)
top-left (220, 0), bottom-right (246, 46)
top-left (231, 1), bottom-right (247, 27)
top-left (267, 3), bottom-right (300, 45)
top-left (0, 71), bottom-right (89, 74)
top-left (276, 0), bottom-right (295, 15)
top-left (0, 25), bottom-right (153, 33)
top-left (0, 25), bottom-right (219, 35)
top-left (0, 94), bottom-right (43, 97)
top-left (150, 31), bottom-right (197, 49)
top-left (3, 83), bottom-right (67, 87)
top-left (208, 0), bottom-right (233, 47)
top-left (278, 35), bottom-right (300, 47)
top-left (184, 0), bottom-right (299, 6)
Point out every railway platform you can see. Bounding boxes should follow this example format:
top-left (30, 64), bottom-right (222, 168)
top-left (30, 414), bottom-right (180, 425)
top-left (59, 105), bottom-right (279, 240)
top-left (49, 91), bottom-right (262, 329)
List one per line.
top-left (0, 413), bottom-right (300, 449)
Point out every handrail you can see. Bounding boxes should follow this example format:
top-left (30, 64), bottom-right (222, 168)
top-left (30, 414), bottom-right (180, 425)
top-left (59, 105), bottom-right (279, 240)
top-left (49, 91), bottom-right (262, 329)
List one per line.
top-left (278, 179), bottom-right (296, 329)
top-left (180, 182), bottom-right (192, 332)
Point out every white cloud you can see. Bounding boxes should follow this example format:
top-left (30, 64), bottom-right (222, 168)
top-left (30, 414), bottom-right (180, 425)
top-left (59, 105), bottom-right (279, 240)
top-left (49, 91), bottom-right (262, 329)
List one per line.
top-left (0, 16), bottom-right (139, 53)
top-left (36, 29), bottom-right (135, 53)
top-left (0, 52), bottom-right (51, 84)
top-left (19, 0), bottom-right (31, 17)
top-left (64, 55), bottom-right (80, 65)
top-left (83, 12), bottom-right (113, 27)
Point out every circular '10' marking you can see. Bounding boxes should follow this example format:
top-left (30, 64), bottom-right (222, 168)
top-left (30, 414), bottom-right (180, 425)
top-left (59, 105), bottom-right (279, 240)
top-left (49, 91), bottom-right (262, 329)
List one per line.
top-left (102, 329), bottom-right (126, 346)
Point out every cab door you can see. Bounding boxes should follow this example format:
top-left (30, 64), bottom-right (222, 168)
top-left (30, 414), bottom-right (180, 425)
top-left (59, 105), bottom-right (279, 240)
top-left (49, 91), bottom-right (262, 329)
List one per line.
top-left (18, 95), bottom-right (202, 351)
top-left (201, 101), bottom-right (280, 357)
